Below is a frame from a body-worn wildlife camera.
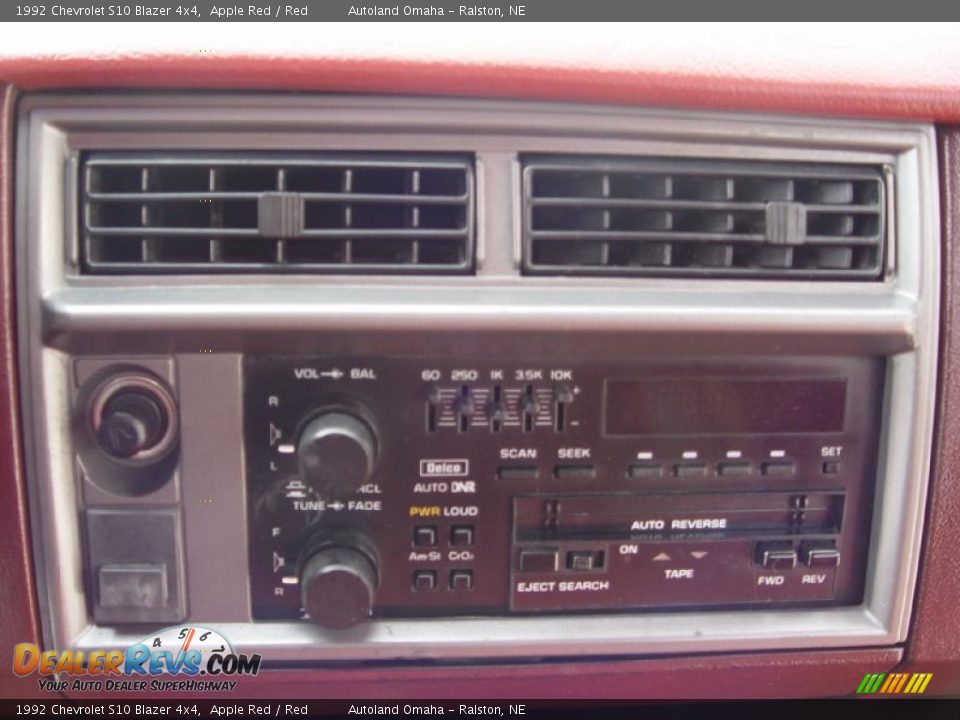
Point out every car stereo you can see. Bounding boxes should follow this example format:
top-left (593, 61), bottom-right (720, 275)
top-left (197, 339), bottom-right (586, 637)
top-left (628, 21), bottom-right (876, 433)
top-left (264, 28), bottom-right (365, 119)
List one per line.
top-left (243, 355), bottom-right (881, 627)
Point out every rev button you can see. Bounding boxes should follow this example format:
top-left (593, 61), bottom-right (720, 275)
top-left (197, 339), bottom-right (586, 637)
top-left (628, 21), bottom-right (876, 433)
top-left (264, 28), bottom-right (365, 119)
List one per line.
top-left (801, 545), bottom-right (841, 568)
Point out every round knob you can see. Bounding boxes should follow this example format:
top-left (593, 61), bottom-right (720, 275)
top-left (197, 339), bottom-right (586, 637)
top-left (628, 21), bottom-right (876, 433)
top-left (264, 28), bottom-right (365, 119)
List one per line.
top-left (98, 403), bottom-right (157, 458)
top-left (92, 380), bottom-right (176, 461)
top-left (297, 412), bottom-right (377, 499)
top-left (301, 544), bottom-right (378, 629)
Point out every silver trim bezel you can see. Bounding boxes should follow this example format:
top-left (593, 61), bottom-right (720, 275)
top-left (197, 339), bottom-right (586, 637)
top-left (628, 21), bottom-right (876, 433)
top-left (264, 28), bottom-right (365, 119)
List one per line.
top-left (16, 93), bottom-right (939, 663)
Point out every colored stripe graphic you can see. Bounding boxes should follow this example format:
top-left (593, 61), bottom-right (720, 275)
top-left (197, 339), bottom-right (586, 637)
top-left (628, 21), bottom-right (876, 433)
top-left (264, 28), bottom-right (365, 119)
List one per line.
top-left (880, 673), bottom-right (900, 693)
top-left (856, 673), bottom-right (886, 694)
top-left (879, 673), bottom-right (899, 693)
top-left (857, 672), bottom-right (933, 694)
top-left (906, 673), bottom-right (933, 694)
top-left (892, 673), bottom-right (910, 693)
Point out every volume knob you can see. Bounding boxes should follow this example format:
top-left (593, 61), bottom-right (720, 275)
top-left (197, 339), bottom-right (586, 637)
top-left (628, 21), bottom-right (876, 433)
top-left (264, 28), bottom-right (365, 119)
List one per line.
top-left (300, 544), bottom-right (378, 630)
top-left (297, 411), bottom-right (377, 500)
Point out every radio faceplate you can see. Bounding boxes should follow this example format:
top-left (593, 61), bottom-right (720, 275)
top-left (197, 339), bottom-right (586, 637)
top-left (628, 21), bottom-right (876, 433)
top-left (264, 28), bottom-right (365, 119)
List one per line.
top-left (244, 355), bottom-right (882, 625)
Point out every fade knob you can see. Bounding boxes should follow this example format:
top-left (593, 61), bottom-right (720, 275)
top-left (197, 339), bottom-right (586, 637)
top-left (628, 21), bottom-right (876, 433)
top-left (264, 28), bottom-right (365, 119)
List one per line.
top-left (297, 411), bottom-right (377, 499)
top-left (300, 543), bottom-right (378, 629)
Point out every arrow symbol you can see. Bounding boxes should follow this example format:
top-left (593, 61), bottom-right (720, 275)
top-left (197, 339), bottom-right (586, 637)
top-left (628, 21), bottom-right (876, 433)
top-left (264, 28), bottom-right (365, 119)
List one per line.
top-left (329, 501), bottom-right (344, 511)
top-left (690, 551), bottom-right (709, 560)
top-left (320, 369), bottom-right (344, 380)
top-left (269, 423), bottom-right (282, 446)
top-left (652, 552), bottom-right (672, 562)
top-left (272, 552), bottom-right (285, 573)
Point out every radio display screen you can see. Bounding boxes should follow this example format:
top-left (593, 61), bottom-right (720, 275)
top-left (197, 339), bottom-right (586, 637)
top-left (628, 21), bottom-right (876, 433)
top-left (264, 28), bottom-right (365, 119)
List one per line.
top-left (604, 378), bottom-right (847, 436)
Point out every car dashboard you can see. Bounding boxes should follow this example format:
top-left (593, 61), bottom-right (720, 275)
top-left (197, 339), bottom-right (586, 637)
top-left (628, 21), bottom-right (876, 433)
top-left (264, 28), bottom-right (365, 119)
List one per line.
top-left (1, 23), bottom-right (959, 702)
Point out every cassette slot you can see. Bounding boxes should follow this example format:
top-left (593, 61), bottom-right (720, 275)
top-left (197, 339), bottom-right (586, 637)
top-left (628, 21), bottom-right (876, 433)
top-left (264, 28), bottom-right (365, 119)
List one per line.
top-left (514, 492), bottom-right (844, 541)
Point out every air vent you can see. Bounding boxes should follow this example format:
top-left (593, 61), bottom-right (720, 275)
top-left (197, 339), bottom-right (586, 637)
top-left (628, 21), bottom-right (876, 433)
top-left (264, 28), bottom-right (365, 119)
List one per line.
top-left (81, 153), bottom-right (474, 274)
top-left (522, 157), bottom-right (885, 279)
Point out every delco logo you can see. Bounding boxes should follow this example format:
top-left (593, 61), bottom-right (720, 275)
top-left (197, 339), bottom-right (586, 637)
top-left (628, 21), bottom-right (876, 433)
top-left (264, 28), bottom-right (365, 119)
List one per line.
top-left (12, 626), bottom-right (261, 692)
top-left (419, 459), bottom-right (469, 477)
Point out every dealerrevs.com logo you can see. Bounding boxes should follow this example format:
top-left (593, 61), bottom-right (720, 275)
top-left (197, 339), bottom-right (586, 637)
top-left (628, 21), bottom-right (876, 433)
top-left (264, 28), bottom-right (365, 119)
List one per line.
top-left (12, 626), bottom-right (261, 692)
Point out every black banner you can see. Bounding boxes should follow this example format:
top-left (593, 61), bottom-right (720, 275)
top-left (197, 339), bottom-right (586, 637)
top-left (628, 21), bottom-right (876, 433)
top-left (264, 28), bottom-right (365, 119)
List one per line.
top-left (2, 699), bottom-right (960, 719)
top-left (3, 0), bottom-right (960, 22)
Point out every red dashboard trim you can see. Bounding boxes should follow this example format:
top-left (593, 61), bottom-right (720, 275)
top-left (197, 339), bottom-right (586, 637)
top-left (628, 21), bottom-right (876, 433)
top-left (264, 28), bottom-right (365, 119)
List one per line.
top-left (895, 128), bottom-right (960, 696)
top-left (0, 84), bottom-right (43, 699)
top-left (0, 55), bottom-right (959, 122)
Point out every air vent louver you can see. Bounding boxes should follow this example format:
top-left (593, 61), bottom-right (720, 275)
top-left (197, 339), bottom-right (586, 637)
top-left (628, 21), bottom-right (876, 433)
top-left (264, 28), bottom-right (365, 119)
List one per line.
top-left (522, 157), bottom-right (885, 279)
top-left (81, 153), bottom-right (474, 274)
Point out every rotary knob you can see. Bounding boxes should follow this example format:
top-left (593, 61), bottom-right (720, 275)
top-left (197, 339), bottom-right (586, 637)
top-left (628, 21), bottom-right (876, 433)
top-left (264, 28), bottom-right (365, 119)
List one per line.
top-left (297, 411), bottom-right (377, 499)
top-left (97, 392), bottom-right (166, 459)
top-left (300, 541), bottom-right (379, 629)
top-left (89, 373), bottom-right (178, 462)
